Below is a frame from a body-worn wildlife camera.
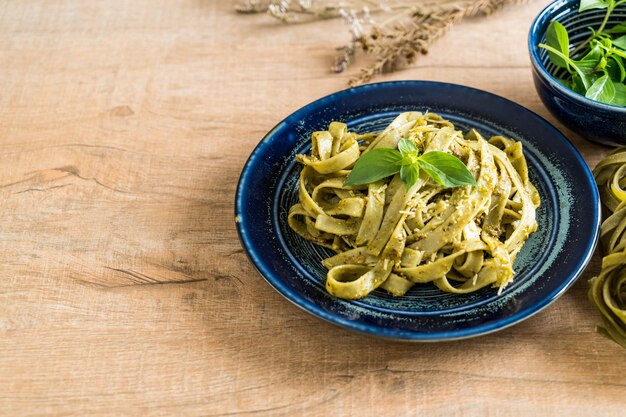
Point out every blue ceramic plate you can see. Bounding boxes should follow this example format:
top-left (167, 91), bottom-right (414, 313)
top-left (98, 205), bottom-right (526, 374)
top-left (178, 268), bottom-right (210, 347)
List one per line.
top-left (235, 81), bottom-right (600, 341)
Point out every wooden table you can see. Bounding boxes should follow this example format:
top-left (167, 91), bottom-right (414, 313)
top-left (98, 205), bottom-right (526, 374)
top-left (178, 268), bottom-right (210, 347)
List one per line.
top-left (1, 1), bottom-right (623, 416)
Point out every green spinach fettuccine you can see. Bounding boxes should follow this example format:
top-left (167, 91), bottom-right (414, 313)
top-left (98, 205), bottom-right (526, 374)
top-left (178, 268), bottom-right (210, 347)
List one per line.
top-left (592, 148), bottom-right (626, 348)
top-left (288, 112), bottom-right (540, 300)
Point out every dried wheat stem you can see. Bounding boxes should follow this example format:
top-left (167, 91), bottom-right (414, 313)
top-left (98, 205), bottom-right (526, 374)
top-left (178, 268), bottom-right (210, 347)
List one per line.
top-left (348, 0), bottom-right (532, 85)
top-left (235, 0), bottom-right (534, 84)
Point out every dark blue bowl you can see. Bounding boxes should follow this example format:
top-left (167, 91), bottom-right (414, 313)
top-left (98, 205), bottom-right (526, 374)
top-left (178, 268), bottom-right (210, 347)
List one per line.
top-left (529, 0), bottom-right (626, 146)
top-left (235, 81), bottom-right (600, 341)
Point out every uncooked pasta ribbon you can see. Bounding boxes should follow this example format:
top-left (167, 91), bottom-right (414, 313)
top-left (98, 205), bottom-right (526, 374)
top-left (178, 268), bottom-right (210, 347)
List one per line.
top-left (591, 148), bottom-right (626, 348)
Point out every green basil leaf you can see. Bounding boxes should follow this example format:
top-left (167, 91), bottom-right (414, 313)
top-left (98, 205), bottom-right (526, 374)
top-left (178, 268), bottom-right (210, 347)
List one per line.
top-left (545, 21), bottom-right (570, 68)
top-left (572, 73), bottom-right (588, 94)
top-left (612, 47), bottom-right (626, 60)
top-left (400, 163), bottom-right (419, 190)
top-left (586, 73), bottom-right (616, 104)
top-left (575, 56), bottom-right (601, 74)
top-left (606, 55), bottom-right (626, 82)
top-left (614, 56), bottom-right (626, 82)
top-left (580, 40), bottom-right (603, 61)
top-left (601, 36), bottom-right (613, 49)
top-left (417, 151), bottom-right (477, 188)
top-left (607, 22), bottom-right (626, 34)
top-left (572, 63), bottom-right (595, 89)
top-left (400, 156), bottom-right (413, 166)
top-left (540, 43), bottom-right (594, 88)
top-left (579, 0), bottom-right (609, 12)
top-left (557, 77), bottom-right (573, 89)
top-left (614, 35), bottom-right (626, 50)
top-left (397, 138), bottom-right (418, 158)
top-left (571, 62), bottom-right (595, 89)
top-left (344, 148), bottom-right (402, 186)
top-left (611, 82), bottom-right (626, 105)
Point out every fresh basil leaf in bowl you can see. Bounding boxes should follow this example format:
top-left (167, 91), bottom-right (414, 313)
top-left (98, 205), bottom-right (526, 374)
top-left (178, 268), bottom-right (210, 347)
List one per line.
top-left (537, 0), bottom-right (626, 106)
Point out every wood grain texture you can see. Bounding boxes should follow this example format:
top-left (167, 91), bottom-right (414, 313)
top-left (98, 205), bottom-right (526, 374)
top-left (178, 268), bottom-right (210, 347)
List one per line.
top-left (0, 1), bottom-right (622, 416)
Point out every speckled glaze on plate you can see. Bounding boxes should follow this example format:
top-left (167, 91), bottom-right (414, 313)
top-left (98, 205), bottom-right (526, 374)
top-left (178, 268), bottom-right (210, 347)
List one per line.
top-left (235, 81), bottom-right (600, 341)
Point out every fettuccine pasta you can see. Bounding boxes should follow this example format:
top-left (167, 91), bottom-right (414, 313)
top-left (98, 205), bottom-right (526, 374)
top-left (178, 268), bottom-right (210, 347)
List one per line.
top-left (591, 148), bottom-right (626, 348)
top-left (288, 112), bottom-right (540, 300)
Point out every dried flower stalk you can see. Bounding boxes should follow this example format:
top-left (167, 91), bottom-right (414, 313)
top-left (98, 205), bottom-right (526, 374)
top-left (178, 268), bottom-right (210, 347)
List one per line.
top-left (235, 0), bottom-right (534, 85)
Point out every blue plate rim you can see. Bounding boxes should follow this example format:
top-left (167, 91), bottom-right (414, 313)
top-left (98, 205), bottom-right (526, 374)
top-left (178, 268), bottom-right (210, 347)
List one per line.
top-left (234, 80), bottom-right (600, 341)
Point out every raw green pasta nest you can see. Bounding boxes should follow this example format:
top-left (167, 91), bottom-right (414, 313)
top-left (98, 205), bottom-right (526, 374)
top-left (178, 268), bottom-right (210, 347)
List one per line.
top-left (591, 148), bottom-right (626, 348)
top-left (288, 112), bottom-right (540, 300)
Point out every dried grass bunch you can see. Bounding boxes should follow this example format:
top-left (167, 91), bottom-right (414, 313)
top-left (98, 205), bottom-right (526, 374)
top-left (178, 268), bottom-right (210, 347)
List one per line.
top-left (236, 0), bottom-right (533, 85)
